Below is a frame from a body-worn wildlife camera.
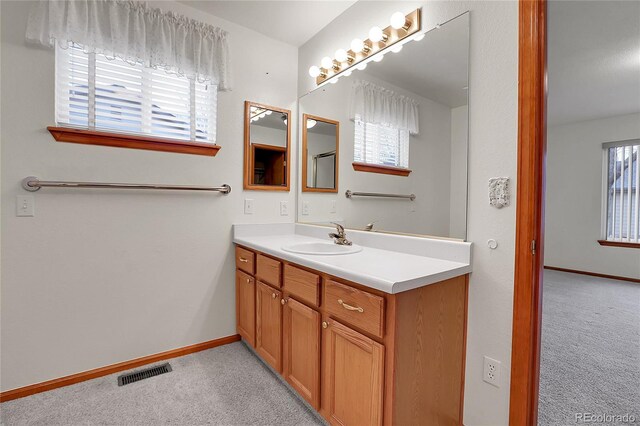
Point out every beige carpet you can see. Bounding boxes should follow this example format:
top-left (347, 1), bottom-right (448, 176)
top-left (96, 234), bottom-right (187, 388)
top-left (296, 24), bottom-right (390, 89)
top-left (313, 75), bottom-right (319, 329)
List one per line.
top-left (538, 270), bottom-right (640, 425)
top-left (0, 341), bottom-right (323, 425)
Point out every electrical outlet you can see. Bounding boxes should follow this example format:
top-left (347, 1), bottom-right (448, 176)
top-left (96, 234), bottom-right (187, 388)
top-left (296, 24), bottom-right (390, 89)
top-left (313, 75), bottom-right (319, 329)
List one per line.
top-left (16, 195), bottom-right (35, 217)
top-left (302, 201), bottom-right (310, 216)
top-left (280, 201), bottom-right (289, 216)
top-left (483, 356), bottom-right (501, 387)
top-left (244, 199), bottom-right (254, 215)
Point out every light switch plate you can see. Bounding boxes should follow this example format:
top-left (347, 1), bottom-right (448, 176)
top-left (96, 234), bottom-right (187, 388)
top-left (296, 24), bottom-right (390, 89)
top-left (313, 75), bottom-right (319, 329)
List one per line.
top-left (280, 201), bottom-right (289, 216)
top-left (244, 199), bottom-right (254, 215)
top-left (330, 200), bottom-right (337, 213)
top-left (302, 201), bottom-right (310, 216)
top-left (16, 195), bottom-right (35, 217)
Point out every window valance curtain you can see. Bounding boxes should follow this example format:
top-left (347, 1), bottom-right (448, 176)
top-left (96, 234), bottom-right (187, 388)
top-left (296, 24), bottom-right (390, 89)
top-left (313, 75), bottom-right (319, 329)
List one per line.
top-left (349, 80), bottom-right (419, 135)
top-left (26, 0), bottom-right (232, 90)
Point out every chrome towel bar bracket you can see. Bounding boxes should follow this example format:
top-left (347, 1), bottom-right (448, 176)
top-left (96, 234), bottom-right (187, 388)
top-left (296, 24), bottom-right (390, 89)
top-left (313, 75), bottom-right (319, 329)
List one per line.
top-left (345, 190), bottom-right (415, 201)
top-left (22, 176), bottom-right (231, 194)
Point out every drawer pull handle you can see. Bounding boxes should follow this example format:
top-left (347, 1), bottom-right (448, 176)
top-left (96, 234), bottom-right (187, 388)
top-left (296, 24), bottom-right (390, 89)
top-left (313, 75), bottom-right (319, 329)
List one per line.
top-left (239, 257), bottom-right (249, 263)
top-left (338, 299), bottom-right (364, 313)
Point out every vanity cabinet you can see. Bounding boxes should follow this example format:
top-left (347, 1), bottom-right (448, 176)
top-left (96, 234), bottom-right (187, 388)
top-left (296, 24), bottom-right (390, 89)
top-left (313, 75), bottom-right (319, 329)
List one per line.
top-left (235, 269), bottom-right (255, 347)
top-left (256, 281), bottom-right (282, 372)
top-left (235, 245), bottom-right (468, 426)
top-left (323, 318), bottom-right (384, 426)
top-left (282, 297), bottom-right (321, 409)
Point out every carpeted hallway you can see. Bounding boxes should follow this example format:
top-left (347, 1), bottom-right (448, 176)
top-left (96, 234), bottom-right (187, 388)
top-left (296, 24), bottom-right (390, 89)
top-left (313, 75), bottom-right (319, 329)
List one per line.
top-left (0, 342), bottom-right (323, 426)
top-left (538, 270), bottom-right (640, 425)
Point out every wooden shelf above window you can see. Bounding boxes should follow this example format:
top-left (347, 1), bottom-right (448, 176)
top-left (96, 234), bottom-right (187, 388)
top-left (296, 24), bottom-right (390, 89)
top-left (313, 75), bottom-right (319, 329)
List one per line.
top-left (597, 240), bottom-right (640, 249)
top-left (47, 127), bottom-right (221, 156)
top-left (352, 162), bottom-right (412, 177)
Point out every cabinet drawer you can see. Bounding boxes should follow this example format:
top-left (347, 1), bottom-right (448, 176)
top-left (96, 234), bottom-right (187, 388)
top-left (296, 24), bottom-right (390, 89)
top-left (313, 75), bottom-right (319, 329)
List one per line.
top-left (257, 254), bottom-right (281, 288)
top-left (324, 280), bottom-right (385, 338)
top-left (236, 246), bottom-right (255, 275)
top-left (283, 264), bottom-right (320, 307)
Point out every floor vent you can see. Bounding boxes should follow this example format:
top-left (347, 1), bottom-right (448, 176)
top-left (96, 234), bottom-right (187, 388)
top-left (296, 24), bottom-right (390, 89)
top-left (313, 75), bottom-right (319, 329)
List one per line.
top-left (118, 363), bottom-right (172, 386)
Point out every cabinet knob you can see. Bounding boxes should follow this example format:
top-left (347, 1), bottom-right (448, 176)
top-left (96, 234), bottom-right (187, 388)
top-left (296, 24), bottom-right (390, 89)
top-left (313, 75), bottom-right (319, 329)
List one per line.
top-left (281, 298), bottom-right (287, 305)
top-left (322, 321), bottom-right (328, 329)
top-left (272, 293), bottom-right (277, 299)
top-left (246, 278), bottom-right (250, 283)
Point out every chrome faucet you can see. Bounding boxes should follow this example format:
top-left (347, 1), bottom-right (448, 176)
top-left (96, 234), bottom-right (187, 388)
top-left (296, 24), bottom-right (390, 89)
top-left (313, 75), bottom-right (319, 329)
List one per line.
top-left (328, 222), bottom-right (352, 246)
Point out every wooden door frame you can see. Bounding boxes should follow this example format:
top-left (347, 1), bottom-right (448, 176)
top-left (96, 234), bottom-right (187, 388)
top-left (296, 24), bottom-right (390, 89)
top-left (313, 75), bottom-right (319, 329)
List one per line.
top-left (509, 1), bottom-right (547, 425)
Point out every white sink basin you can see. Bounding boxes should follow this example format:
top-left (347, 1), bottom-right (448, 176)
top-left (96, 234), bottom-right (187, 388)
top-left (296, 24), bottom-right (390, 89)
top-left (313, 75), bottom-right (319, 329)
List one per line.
top-left (281, 242), bottom-right (362, 255)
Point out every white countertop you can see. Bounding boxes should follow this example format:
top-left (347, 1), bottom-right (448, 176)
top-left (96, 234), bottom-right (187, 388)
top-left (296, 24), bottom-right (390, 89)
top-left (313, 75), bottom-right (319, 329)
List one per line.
top-left (233, 223), bottom-right (472, 294)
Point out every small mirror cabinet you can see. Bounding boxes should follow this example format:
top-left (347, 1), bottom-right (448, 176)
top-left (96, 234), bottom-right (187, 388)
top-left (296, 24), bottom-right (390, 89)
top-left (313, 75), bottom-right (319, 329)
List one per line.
top-left (244, 101), bottom-right (291, 191)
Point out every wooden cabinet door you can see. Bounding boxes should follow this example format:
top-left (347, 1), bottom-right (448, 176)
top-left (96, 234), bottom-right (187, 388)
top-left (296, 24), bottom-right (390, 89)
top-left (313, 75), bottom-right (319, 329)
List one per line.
top-left (323, 319), bottom-right (384, 426)
top-left (236, 270), bottom-right (255, 347)
top-left (283, 297), bottom-right (321, 410)
top-left (256, 281), bottom-right (282, 372)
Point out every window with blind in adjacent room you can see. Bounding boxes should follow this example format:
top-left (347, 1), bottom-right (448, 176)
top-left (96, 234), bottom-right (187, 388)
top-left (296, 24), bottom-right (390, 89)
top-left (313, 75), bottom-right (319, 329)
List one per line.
top-left (603, 140), bottom-right (640, 245)
top-left (53, 43), bottom-right (218, 152)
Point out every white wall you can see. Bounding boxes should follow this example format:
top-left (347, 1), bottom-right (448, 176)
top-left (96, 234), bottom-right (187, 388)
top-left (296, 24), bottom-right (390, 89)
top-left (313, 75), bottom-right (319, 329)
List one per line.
top-left (250, 123), bottom-right (288, 147)
top-left (298, 72), bottom-right (454, 237)
top-left (299, 2), bottom-right (518, 424)
top-left (0, 0), bottom-right (298, 392)
top-left (545, 113), bottom-right (640, 279)
top-left (451, 105), bottom-right (469, 238)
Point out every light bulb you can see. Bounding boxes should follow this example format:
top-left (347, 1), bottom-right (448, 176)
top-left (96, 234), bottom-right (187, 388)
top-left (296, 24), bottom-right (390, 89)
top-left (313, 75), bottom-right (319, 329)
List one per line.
top-left (330, 77), bottom-right (339, 84)
top-left (373, 54), bottom-right (383, 63)
top-left (350, 38), bottom-right (364, 53)
top-left (265, 110), bottom-right (272, 115)
top-left (343, 69), bottom-right (352, 77)
top-left (369, 26), bottom-right (385, 43)
top-left (390, 44), bottom-right (403, 53)
top-left (390, 12), bottom-right (408, 30)
top-left (321, 56), bottom-right (333, 69)
top-left (335, 49), bottom-right (348, 63)
top-left (356, 62), bottom-right (367, 71)
top-left (413, 32), bottom-right (425, 41)
top-left (307, 119), bottom-right (317, 129)
top-left (250, 106), bottom-right (257, 112)
top-left (309, 65), bottom-right (321, 78)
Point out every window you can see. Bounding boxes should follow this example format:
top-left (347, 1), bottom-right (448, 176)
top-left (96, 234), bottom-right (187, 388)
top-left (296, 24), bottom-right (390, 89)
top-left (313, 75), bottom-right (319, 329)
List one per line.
top-left (54, 44), bottom-right (218, 151)
top-left (603, 140), bottom-right (639, 244)
top-left (353, 115), bottom-right (410, 169)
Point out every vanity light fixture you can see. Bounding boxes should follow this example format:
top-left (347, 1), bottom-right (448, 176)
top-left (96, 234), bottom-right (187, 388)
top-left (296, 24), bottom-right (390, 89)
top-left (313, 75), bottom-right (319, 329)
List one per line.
top-left (335, 48), bottom-right (354, 64)
top-left (368, 26), bottom-right (388, 43)
top-left (309, 9), bottom-right (421, 86)
top-left (390, 11), bottom-right (411, 31)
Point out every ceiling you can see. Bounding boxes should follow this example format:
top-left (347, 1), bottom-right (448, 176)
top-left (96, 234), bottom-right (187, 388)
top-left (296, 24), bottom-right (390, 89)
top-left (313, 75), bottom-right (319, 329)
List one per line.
top-left (548, 1), bottom-right (640, 125)
top-left (363, 12), bottom-right (469, 108)
top-left (179, 1), bottom-right (357, 47)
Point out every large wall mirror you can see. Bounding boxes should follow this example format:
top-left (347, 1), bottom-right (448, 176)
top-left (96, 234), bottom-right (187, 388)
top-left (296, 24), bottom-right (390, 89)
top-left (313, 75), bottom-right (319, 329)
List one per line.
top-left (244, 101), bottom-right (291, 191)
top-left (297, 12), bottom-right (469, 239)
top-left (302, 114), bottom-right (339, 193)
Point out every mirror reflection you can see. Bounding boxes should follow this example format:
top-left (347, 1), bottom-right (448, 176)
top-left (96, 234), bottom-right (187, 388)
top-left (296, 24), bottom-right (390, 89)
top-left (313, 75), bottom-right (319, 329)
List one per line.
top-left (303, 114), bottom-right (339, 192)
top-left (244, 102), bottom-right (290, 190)
top-left (297, 12), bottom-right (469, 239)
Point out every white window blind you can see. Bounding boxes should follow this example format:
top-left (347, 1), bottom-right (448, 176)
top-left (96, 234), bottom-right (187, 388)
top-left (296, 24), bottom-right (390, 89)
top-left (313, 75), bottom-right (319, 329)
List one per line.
top-left (354, 115), bottom-right (409, 168)
top-left (604, 140), bottom-right (639, 242)
top-left (55, 44), bottom-right (218, 143)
